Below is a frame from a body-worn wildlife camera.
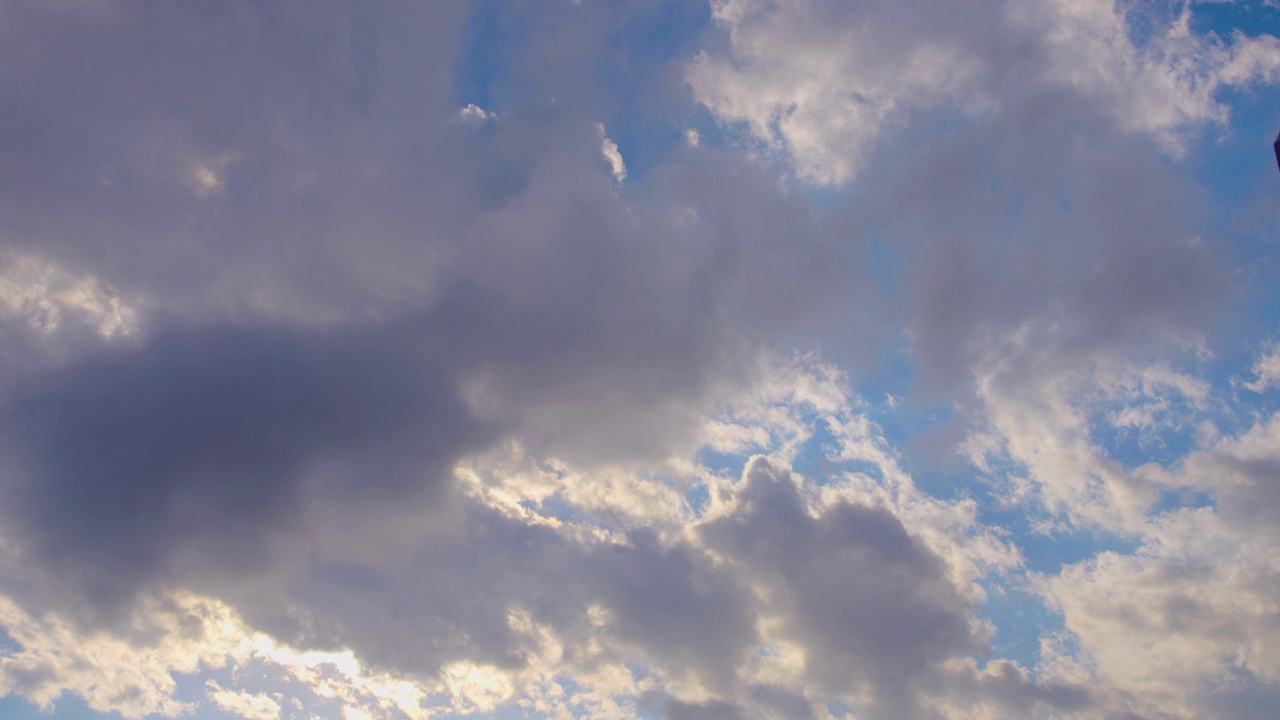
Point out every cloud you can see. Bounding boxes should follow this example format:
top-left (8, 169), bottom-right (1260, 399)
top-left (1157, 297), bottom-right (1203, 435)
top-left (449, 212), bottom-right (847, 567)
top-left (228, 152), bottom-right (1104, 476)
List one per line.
top-left (0, 318), bottom-right (492, 619)
top-left (661, 696), bottom-right (742, 720)
top-left (0, 251), bottom-right (139, 340)
top-left (967, 340), bottom-right (1280, 719)
top-left (1039, 470), bottom-right (1280, 719)
top-left (689, 0), bottom-right (991, 186)
top-left (1242, 342), bottom-right (1280, 392)
top-left (0, 351), bottom-right (1084, 720)
top-left (0, 591), bottom-right (246, 719)
top-left (206, 682), bottom-right (282, 720)
top-left (0, 1), bottom-right (1278, 720)
top-left (690, 0), bottom-right (1280, 186)
top-left (701, 458), bottom-right (979, 714)
top-left (961, 319), bottom-right (1215, 529)
top-left (0, 0), bottom-right (854, 625)
top-left (598, 123), bottom-right (628, 183)
top-left (0, 0), bottom-right (476, 321)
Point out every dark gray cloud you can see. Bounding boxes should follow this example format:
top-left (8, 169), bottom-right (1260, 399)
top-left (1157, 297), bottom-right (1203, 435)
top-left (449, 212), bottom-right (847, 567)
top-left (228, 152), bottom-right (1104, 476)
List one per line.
top-left (583, 529), bottom-right (756, 692)
top-left (701, 458), bottom-right (979, 717)
top-left (745, 684), bottom-right (814, 720)
top-left (0, 3), bottom-right (855, 687)
top-left (924, 658), bottom-right (1093, 719)
top-left (875, 100), bottom-right (1226, 392)
top-left (228, 500), bottom-right (755, 689)
top-left (0, 0), bottom-right (477, 316)
top-left (262, 500), bottom-right (577, 674)
top-left (0, 0), bottom-right (814, 571)
top-left (0, 318), bottom-right (492, 620)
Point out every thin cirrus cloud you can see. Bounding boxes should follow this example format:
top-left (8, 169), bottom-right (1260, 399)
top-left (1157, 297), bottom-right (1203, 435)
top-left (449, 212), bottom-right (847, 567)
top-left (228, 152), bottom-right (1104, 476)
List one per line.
top-left (0, 2), bottom-right (1279, 720)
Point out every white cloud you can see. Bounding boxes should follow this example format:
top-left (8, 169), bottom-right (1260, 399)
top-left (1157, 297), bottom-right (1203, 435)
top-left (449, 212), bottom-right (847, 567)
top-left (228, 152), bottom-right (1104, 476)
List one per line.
top-left (459, 103), bottom-right (493, 125)
top-left (1243, 342), bottom-right (1280, 392)
top-left (1039, 417), bottom-right (1280, 718)
top-left (971, 335), bottom-right (1280, 718)
top-left (0, 591), bottom-right (245, 719)
top-left (341, 706), bottom-right (374, 720)
top-left (1014, 0), bottom-right (1280, 154)
top-left (598, 122), bottom-right (627, 183)
top-left (962, 315), bottom-right (1216, 530)
top-left (688, 0), bottom-right (987, 185)
top-left (206, 682), bottom-right (281, 720)
top-left (1040, 511), bottom-right (1280, 718)
top-left (441, 661), bottom-right (515, 713)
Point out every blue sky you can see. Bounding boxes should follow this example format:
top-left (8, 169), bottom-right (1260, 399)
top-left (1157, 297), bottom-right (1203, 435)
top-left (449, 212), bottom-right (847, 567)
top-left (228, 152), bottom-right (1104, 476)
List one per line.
top-left (1, 2), bottom-right (1280, 720)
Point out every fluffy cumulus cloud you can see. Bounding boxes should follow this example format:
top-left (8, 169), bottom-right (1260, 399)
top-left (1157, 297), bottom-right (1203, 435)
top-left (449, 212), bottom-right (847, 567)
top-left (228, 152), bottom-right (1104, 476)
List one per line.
top-left (1, 1), bottom-right (1279, 720)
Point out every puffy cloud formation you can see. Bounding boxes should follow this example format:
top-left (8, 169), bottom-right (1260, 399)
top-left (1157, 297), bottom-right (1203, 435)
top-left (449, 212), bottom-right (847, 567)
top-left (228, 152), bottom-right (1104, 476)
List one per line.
top-left (0, 1), bottom-right (1278, 720)
top-left (689, 0), bottom-right (1280, 184)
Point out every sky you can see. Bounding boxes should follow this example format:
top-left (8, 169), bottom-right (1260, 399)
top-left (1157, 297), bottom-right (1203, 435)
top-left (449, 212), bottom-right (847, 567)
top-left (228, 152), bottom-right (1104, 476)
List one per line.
top-left (0, 1), bottom-right (1279, 719)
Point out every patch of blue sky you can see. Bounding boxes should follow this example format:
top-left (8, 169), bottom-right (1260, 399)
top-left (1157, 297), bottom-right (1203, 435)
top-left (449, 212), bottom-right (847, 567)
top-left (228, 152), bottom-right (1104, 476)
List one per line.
top-left (1096, 421), bottom-right (1199, 470)
top-left (0, 694), bottom-right (98, 720)
top-left (685, 481), bottom-right (712, 518)
top-left (908, 459), bottom-right (989, 508)
top-left (526, 491), bottom-right (613, 530)
top-left (1191, 87), bottom-right (1280, 287)
top-left (1231, 382), bottom-right (1280, 428)
top-left (1122, 2), bottom-right (1182, 48)
top-left (680, 102), bottom-right (730, 150)
top-left (825, 699), bottom-right (855, 719)
top-left (695, 446), bottom-right (748, 479)
top-left (986, 503), bottom-right (1141, 574)
top-left (942, 453), bottom-right (1032, 521)
top-left (171, 670), bottom-right (219, 711)
top-left (434, 700), bottom-right (535, 720)
top-left (453, 0), bottom-right (520, 112)
top-left (798, 179), bottom-right (859, 208)
top-left (1191, 0), bottom-right (1280, 42)
top-left (1084, 398), bottom-right (1205, 471)
top-left (1074, 343), bottom-right (1277, 487)
top-left (880, 411), bottom-right (979, 505)
top-left (633, 703), bottom-right (666, 720)
top-left (861, 390), bottom-right (955, 454)
top-left (789, 422), bottom-right (891, 491)
top-left (1202, 366), bottom-right (1280, 446)
top-left (978, 581), bottom-right (1061, 671)
top-left (963, 434), bottom-right (1147, 564)
top-left (592, 1), bottom-right (714, 180)
top-left (454, 1), bottom-right (713, 183)
top-left (842, 341), bottom-right (960, 469)
top-left (1192, 84), bottom-right (1280, 213)
top-left (972, 518), bottom-right (1137, 675)
top-left (863, 235), bottom-right (907, 300)
top-left (1149, 486), bottom-right (1217, 516)
top-left (788, 416), bottom-right (846, 481)
top-left (171, 648), bottom-right (352, 720)
top-left (1184, 62), bottom-right (1280, 382)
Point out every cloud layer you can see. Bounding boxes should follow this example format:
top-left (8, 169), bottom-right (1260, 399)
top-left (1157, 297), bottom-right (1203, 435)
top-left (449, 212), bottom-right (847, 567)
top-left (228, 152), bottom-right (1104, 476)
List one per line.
top-left (1, 2), bottom-right (1279, 720)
